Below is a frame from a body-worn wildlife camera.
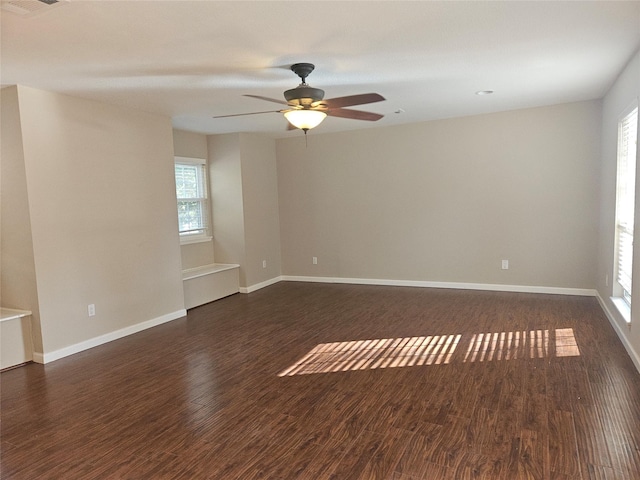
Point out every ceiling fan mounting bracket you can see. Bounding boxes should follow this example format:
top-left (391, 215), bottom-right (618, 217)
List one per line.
top-left (290, 63), bottom-right (315, 83)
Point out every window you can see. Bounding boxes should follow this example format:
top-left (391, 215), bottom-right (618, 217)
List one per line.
top-left (174, 156), bottom-right (210, 243)
top-left (614, 104), bottom-right (638, 309)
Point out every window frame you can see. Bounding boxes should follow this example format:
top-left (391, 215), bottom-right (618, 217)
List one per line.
top-left (613, 102), bottom-right (638, 318)
top-left (174, 156), bottom-right (212, 245)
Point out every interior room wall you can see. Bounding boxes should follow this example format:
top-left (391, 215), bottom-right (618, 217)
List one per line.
top-left (1, 86), bottom-right (43, 353)
top-left (597, 49), bottom-right (640, 369)
top-left (14, 85), bottom-right (185, 359)
top-left (173, 129), bottom-right (214, 270)
top-left (276, 100), bottom-right (601, 291)
top-left (207, 132), bottom-right (281, 290)
top-left (238, 133), bottom-right (282, 289)
top-left (208, 133), bottom-right (247, 284)
top-left (173, 128), bottom-right (208, 159)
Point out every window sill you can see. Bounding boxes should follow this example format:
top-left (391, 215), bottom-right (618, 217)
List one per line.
top-left (180, 235), bottom-right (212, 246)
top-left (611, 296), bottom-right (631, 324)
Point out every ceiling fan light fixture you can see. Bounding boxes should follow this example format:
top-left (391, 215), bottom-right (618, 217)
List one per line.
top-left (284, 109), bottom-right (327, 130)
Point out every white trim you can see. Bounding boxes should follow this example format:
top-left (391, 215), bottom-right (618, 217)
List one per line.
top-left (611, 296), bottom-right (631, 323)
top-left (0, 308), bottom-right (32, 323)
top-left (240, 276), bottom-right (282, 294)
top-left (32, 309), bottom-right (187, 364)
top-left (280, 275), bottom-right (596, 297)
top-left (174, 155), bottom-right (206, 165)
top-left (182, 263), bottom-right (239, 280)
top-left (596, 293), bottom-right (640, 374)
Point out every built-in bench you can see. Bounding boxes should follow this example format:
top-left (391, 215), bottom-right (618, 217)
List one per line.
top-left (182, 263), bottom-right (240, 309)
top-left (1, 308), bottom-right (33, 370)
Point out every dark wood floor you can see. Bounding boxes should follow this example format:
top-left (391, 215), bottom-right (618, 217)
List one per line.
top-left (2, 283), bottom-right (640, 479)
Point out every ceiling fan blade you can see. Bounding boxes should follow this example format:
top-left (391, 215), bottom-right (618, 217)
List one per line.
top-left (213, 109), bottom-right (282, 119)
top-left (326, 108), bottom-right (384, 121)
top-left (243, 94), bottom-right (289, 106)
top-left (321, 93), bottom-right (385, 109)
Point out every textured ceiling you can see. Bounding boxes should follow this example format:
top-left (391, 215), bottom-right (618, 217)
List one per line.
top-left (2, 0), bottom-right (639, 137)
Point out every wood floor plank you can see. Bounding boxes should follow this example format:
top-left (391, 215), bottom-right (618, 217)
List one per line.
top-left (590, 382), bottom-right (640, 479)
top-left (319, 428), bottom-right (385, 480)
top-left (294, 436), bottom-right (354, 479)
top-left (583, 463), bottom-right (625, 480)
top-left (2, 284), bottom-right (639, 479)
top-left (428, 414), bottom-right (472, 469)
top-left (357, 427), bottom-right (413, 480)
top-left (394, 422), bottom-right (443, 477)
top-left (572, 403), bottom-right (613, 471)
top-left (547, 360), bottom-right (574, 412)
top-left (451, 451), bottom-right (497, 479)
top-left (549, 409), bottom-right (581, 477)
top-left (263, 437), bottom-right (327, 480)
top-left (518, 428), bottom-right (549, 480)
top-left (446, 370), bottom-right (478, 419)
top-left (522, 392), bottom-right (548, 432)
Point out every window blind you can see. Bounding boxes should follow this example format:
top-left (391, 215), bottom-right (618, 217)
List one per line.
top-left (616, 106), bottom-right (638, 304)
top-left (174, 158), bottom-right (209, 237)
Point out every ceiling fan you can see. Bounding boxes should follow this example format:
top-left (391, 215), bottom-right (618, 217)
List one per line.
top-left (213, 63), bottom-right (386, 133)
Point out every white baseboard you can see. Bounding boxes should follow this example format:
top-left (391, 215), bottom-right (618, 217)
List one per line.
top-left (240, 276), bottom-right (282, 294)
top-left (280, 275), bottom-right (597, 297)
top-left (595, 293), bottom-right (640, 374)
top-left (32, 309), bottom-right (187, 364)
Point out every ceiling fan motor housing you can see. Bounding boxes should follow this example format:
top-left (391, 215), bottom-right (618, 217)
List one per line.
top-left (284, 85), bottom-right (325, 107)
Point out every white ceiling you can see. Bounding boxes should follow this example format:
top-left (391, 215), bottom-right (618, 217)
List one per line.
top-left (2, 0), bottom-right (639, 138)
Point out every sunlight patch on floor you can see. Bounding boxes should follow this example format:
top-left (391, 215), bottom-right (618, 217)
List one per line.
top-left (277, 334), bottom-right (461, 376)
top-left (278, 328), bottom-right (580, 376)
top-left (463, 328), bottom-right (580, 362)
top-left (554, 328), bottom-right (581, 357)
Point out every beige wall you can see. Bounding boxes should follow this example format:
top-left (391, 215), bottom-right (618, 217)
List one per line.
top-left (207, 133), bottom-right (281, 289)
top-left (239, 133), bottom-right (282, 287)
top-left (208, 133), bottom-right (247, 283)
top-left (173, 129), bottom-right (208, 159)
top-left (597, 49), bottom-right (640, 367)
top-left (173, 129), bottom-right (215, 270)
top-left (1, 87), bottom-right (43, 352)
top-left (10, 86), bottom-right (185, 357)
top-left (277, 101), bottom-right (601, 289)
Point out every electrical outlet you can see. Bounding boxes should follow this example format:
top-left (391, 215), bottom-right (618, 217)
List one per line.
top-left (312, 256), bottom-right (318, 265)
top-left (88, 304), bottom-right (96, 317)
top-left (501, 259), bottom-right (509, 270)
top-left (262, 260), bottom-right (267, 269)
